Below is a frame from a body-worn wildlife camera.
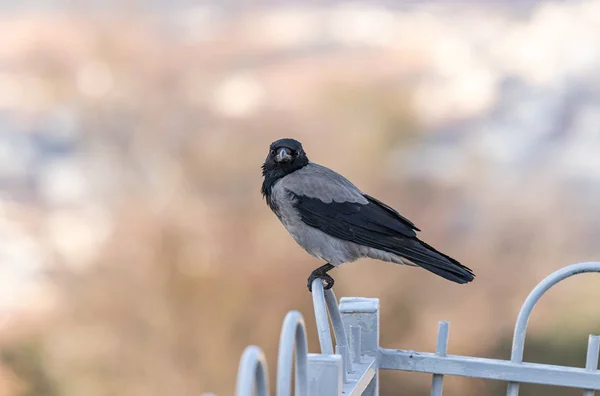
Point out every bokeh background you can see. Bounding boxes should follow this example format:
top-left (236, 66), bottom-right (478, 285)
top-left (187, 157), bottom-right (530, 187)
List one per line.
top-left (1, 1), bottom-right (600, 395)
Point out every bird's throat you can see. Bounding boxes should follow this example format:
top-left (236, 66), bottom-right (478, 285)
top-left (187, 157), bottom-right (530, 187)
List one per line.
top-left (261, 161), bottom-right (308, 212)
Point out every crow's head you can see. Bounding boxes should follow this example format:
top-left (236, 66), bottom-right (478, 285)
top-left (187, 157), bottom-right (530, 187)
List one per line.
top-left (261, 138), bottom-right (309, 202)
top-left (262, 138), bottom-right (309, 177)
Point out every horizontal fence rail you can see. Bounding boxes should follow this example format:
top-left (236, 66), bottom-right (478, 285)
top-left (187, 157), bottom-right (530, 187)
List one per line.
top-left (205, 262), bottom-right (600, 396)
top-left (379, 349), bottom-right (600, 389)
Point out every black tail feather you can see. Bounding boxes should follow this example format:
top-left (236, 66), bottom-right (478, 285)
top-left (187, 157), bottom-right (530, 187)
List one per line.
top-left (396, 239), bottom-right (474, 284)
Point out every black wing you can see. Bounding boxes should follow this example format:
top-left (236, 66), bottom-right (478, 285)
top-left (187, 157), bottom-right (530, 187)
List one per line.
top-left (363, 194), bottom-right (421, 232)
top-left (292, 192), bottom-right (474, 284)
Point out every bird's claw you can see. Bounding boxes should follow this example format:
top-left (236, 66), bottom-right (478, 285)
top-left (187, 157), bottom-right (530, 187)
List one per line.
top-left (307, 273), bottom-right (335, 292)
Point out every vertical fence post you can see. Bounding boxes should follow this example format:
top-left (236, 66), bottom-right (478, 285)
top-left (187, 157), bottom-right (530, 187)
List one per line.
top-left (350, 325), bottom-right (362, 364)
top-left (307, 354), bottom-right (343, 396)
top-left (340, 297), bottom-right (380, 396)
top-left (431, 321), bottom-right (449, 396)
top-left (583, 334), bottom-right (600, 396)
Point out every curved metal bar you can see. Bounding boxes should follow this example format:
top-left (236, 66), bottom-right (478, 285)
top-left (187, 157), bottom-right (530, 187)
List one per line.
top-left (235, 345), bottom-right (269, 396)
top-left (276, 310), bottom-right (308, 396)
top-left (325, 288), bottom-right (353, 375)
top-left (312, 279), bottom-right (334, 354)
top-left (511, 262), bottom-right (600, 362)
top-left (507, 262), bottom-right (600, 396)
top-left (325, 289), bottom-right (349, 349)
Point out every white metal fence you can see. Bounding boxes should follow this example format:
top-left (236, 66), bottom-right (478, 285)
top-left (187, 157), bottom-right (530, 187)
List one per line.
top-left (214, 261), bottom-right (600, 395)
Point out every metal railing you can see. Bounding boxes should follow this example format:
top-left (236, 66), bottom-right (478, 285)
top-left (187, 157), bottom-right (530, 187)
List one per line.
top-left (211, 261), bottom-right (600, 395)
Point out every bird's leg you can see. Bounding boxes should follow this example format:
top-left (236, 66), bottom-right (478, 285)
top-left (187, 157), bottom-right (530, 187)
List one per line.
top-left (307, 263), bottom-right (335, 292)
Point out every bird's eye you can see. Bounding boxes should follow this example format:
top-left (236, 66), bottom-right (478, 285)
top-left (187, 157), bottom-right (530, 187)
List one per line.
top-left (270, 150), bottom-right (276, 156)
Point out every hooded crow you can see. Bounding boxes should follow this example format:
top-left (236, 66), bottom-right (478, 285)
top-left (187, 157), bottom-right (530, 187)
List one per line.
top-left (261, 138), bottom-right (475, 291)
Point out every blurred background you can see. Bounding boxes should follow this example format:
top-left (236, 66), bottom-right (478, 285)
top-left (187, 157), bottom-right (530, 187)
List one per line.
top-left (1, 0), bottom-right (600, 395)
